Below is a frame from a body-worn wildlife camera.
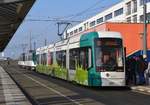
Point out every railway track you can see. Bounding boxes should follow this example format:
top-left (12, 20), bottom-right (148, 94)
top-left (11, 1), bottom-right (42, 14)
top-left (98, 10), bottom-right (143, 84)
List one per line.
top-left (1, 62), bottom-right (150, 105)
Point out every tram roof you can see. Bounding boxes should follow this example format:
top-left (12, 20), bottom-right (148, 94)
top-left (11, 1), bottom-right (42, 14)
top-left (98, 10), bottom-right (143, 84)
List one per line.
top-left (0, 0), bottom-right (36, 52)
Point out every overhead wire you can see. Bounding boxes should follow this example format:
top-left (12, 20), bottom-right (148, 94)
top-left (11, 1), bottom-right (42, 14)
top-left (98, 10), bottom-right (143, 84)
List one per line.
top-left (68, 0), bottom-right (122, 21)
top-left (24, 0), bottom-right (120, 24)
top-left (25, 0), bottom-right (106, 22)
top-left (68, 0), bottom-right (106, 20)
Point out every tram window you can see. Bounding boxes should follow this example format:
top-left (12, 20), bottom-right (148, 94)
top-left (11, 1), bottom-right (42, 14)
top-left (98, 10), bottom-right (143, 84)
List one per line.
top-left (79, 48), bottom-right (89, 70)
top-left (50, 52), bottom-right (53, 65)
top-left (22, 53), bottom-right (25, 61)
top-left (69, 48), bottom-right (80, 70)
top-left (44, 53), bottom-right (47, 65)
top-left (48, 52), bottom-right (53, 65)
top-left (62, 51), bottom-right (66, 68)
top-left (41, 54), bottom-right (43, 64)
top-left (39, 54), bottom-right (42, 64)
top-left (56, 51), bottom-right (66, 68)
top-left (36, 54), bottom-right (40, 64)
top-left (28, 54), bottom-right (32, 61)
top-left (95, 38), bottom-right (124, 72)
top-left (69, 48), bottom-right (91, 70)
top-left (56, 52), bottom-right (60, 66)
top-left (41, 53), bottom-right (47, 65)
top-left (27, 54), bottom-right (29, 60)
top-left (28, 55), bottom-right (31, 61)
top-left (32, 52), bottom-right (36, 63)
top-left (25, 55), bottom-right (27, 61)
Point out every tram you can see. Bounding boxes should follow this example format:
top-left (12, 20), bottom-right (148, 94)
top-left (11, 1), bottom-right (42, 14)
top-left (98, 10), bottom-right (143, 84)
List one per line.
top-left (34, 31), bottom-right (126, 87)
top-left (18, 50), bottom-right (36, 70)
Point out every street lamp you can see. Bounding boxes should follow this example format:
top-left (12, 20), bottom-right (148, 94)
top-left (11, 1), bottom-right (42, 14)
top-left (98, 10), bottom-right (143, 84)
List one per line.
top-left (143, 0), bottom-right (147, 59)
top-left (139, 32), bottom-right (143, 55)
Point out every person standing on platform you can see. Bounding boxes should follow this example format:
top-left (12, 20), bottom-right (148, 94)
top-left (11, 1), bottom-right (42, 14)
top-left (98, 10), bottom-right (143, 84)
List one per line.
top-left (145, 62), bottom-right (150, 85)
top-left (130, 57), bottom-right (137, 85)
top-left (126, 58), bottom-right (132, 85)
top-left (137, 55), bottom-right (147, 85)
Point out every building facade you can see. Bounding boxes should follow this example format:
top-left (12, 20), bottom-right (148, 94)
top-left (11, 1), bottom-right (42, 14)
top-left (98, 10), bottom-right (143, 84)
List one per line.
top-left (65, 0), bottom-right (150, 38)
top-left (64, 0), bottom-right (150, 61)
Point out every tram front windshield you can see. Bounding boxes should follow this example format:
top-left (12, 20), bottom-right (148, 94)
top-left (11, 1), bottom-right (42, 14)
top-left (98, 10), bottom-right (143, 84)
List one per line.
top-left (95, 38), bottom-right (124, 72)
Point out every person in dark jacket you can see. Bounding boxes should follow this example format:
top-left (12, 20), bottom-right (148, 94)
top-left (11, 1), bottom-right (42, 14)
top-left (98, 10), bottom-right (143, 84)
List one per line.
top-left (129, 57), bottom-right (137, 85)
top-left (145, 62), bottom-right (150, 85)
top-left (137, 55), bottom-right (147, 85)
top-left (126, 58), bottom-right (131, 85)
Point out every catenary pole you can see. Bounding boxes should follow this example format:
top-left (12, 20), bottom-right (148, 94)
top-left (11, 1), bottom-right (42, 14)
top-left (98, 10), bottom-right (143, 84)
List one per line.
top-left (143, 0), bottom-right (147, 59)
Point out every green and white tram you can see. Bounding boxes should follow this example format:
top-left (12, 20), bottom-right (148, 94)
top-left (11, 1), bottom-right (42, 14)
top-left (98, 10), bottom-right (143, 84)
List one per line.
top-left (18, 50), bottom-right (36, 70)
top-left (36, 31), bottom-right (125, 87)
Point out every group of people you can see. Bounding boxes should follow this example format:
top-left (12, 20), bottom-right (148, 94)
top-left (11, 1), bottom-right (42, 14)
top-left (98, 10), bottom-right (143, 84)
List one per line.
top-left (126, 55), bottom-right (150, 85)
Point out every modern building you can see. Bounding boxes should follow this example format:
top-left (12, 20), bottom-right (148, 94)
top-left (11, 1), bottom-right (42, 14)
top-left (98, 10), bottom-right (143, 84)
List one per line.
top-left (64, 0), bottom-right (150, 61)
top-left (65, 0), bottom-right (150, 37)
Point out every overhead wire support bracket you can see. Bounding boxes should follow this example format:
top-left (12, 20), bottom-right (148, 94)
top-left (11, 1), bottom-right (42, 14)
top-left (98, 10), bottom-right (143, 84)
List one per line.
top-left (57, 22), bottom-right (71, 40)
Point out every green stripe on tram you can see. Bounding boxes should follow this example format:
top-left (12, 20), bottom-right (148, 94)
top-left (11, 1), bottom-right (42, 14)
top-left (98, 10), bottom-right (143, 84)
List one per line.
top-left (79, 32), bottom-right (102, 86)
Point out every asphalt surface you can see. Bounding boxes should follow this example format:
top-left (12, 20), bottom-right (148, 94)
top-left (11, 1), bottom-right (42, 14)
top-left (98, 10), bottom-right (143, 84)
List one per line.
top-left (1, 62), bottom-right (150, 105)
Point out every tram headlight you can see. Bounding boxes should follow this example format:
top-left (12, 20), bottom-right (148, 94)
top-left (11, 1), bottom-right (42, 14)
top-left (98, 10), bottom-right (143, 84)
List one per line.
top-left (106, 73), bottom-right (110, 77)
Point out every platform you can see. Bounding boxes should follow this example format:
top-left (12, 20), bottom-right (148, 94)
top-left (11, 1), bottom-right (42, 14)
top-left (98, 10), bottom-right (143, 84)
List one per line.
top-left (0, 66), bottom-right (31, 105)
top-left (131, 85), bottom-right (150, 95)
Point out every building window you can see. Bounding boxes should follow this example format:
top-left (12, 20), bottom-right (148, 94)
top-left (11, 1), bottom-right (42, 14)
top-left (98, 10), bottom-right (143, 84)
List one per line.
top-left (133, 0), bottom-right (137, 13)
top-left (105, 13), bottom-right (112, 21)
top-left (84, 22), bottom-right (88, 30)
top-left (97, 17), bottom-right (103, 24)
top-left (127, 17), bottom-right (131, 22)
top-left (126, 2), bottom-right (131, 15)
top-left (79, 27), bottom-right (83, 32)
top-left (140, 15), bottom-right (144, 22)
top-left (70, 31), bottom-right (73, 36)
top-left (90, 21), bottom-right (96, 27)
top-left (133, 15), bottom-right (137, 22)
top-left (140, 0), bottom-right (144, 5)
top-left (140, 0), bottom-right (150, 5)
top-left (74, 29), bottom-right (78, 34)
top-left (114, 8), bottom-right (123, 17)
top-left (147, 13), bottom-right (150, 21)
top-left (140, 12), bottom-right (150, 22)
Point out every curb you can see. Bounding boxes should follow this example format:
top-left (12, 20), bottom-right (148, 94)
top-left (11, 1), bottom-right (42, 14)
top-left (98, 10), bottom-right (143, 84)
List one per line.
top-left (131, 86), bottom-right (150, 95)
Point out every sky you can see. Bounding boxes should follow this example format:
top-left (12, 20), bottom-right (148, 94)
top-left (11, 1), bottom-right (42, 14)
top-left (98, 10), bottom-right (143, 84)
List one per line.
top-left (4, 0), bottom-right (122, 58)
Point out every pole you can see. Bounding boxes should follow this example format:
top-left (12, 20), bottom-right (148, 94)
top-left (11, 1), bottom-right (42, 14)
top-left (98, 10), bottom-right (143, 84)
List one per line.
top-left (29, 32), bottom-right (32, 52)
top-left (143, 1), bottom-right (147, 59)
top-left (33, 42), bottom-right (36, 50)
top-left (44, 39), bottom-right (47, 46)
